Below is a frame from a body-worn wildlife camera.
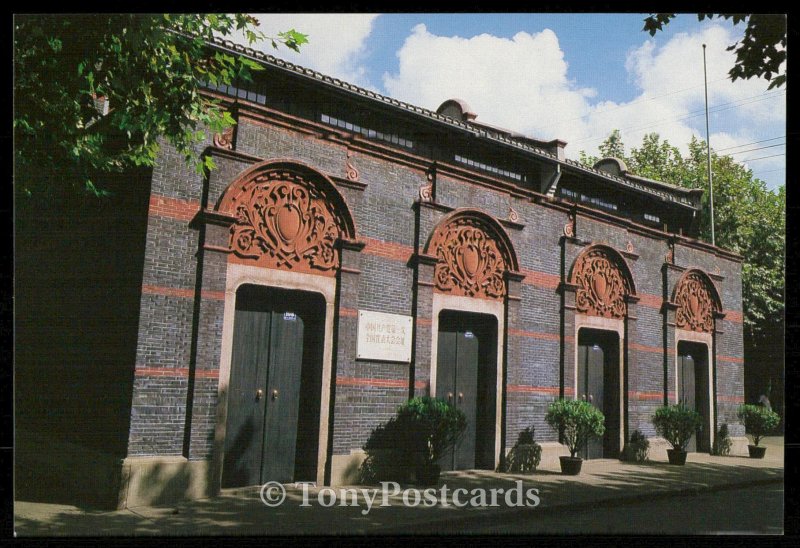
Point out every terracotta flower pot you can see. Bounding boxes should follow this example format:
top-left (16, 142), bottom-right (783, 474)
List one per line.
top-left (559, 456), bottom-right (583, 475)
top-left (747, 445), bottom-right (767, 459)
top-left (667, 449), bottom-right (688, 465)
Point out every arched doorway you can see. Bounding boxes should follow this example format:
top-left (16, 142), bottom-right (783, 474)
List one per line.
top-left (424, 209), bottom-right (520, 471)
top-left (672, 269), bottom-right (722, 453)
top-left (222, 285), bottom-right (325, 486)
top-left (569, 244), bottom-right (636, 459)
top-left (211, 160), bottom-right (357, 489)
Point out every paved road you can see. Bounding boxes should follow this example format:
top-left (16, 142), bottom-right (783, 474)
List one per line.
top-left (398, 482), bottom-right (784, 535)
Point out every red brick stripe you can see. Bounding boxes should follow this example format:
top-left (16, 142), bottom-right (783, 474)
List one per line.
top-left (360, 240), bottom-right (564, 293)
top-left (637, 293), bottom-right (663, 309)
top-left (718, 355), bottom-right (744, 364)
top-left (337, 376), bottom-right (422, 389)
top-left (339, 307), bottom-right (358, 318)
top-left (520, 269), bottom-right (560, 290)
top-left (718, 394), bottom-right (745, 403)
top-left (723, 310), bottom-right (744, 323)
top-left (507, 385), bottom-right (561, 395)
top-left (363, 237), bottom-right (414, 262)
top-left (149, 195), bottom-right (200, 222)
top-left (629, 342), bottom-right (675, 355)
top-left (508, 328), bottom-right (561, 342)
top-left (134, 367), bottom-right (219, 379)
top-left (629, 390), bottom-right (664, 401)
top-left (142, 284), bottom-right (225, 301)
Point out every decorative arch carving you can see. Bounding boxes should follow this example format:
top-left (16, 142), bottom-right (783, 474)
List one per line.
top-left (216, 160), bottom-right (356, 275)
top-left (672, 269), bottom-right (722, 333)
top-left (570, 244), bottom-right (636, 319)
top-left (425, 209), bottom-right (519, 300)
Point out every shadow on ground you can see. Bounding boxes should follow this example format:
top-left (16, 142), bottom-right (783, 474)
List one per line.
top-left (15, 445), bottom-right (783, 537)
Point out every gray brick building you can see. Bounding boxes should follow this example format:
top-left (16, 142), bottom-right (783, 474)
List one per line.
top-left (16, 37), bottom-right (746, 509)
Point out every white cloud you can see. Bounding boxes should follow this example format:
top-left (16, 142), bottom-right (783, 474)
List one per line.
top-left (248, 14), bottom-right (379, 86)
top-left (381, 22), bottom-right (785, 189)
top-left (383, 24), bottom-right (595, 141)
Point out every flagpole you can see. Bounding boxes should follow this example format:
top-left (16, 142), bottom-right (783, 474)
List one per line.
top-left (703, 43), bottom-right (716, 246)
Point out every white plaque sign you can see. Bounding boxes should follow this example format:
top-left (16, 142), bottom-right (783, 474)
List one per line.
top-left (357, 310), bottom-right (413, 362)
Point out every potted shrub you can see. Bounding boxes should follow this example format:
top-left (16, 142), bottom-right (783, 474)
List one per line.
top-left (737, 404), bottom-right (780, 458)
top-left (361, 416), bottom-right (414, 483)
top-left (545, 399), bottom-right (605, 475)
top-left (500, 426), bottom-right (542, 474)
top-left (360, 396), bottom-right (466, 485)
top-left (398, 396), bottom-right (467, 485)
top-left (651, 404), bottom-right (702, 465)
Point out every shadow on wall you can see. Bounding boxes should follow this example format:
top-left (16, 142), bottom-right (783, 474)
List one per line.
top-left (15, 169), bottom-right (153, 509)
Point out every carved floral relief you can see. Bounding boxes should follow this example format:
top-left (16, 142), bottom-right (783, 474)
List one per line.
top-left (572, 247), bottom-right (632, 319)
top-left (675, 271), bottom-right (716, 333)
top-left (227, 171), bottom-right (342, 273)
top-left (213, 126), bottom-right (234, 150)
top-left (430, 217), bottom-right (508, 300)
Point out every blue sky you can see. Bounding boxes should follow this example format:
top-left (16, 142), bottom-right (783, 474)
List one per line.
top-left (246, 13), bottom-right (785, 191)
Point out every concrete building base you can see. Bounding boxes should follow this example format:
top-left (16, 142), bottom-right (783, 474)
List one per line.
top-left (728, 436), bottom-right (751, 457)
top-left (330, 451), bottom-right (368, 486)
top-left (536, 442), bottom-right (571, 469)
top-left (118, 457), bottom-right (212, 509)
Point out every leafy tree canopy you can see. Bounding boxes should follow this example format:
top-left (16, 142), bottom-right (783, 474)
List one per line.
top-left (643, 13), bottom-right (786, 89)
top-left (14, 14), bottom-right (307, 199)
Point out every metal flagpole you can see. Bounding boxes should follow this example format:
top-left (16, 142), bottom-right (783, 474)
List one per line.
top-left (703, 44), bottom-right (716, 246)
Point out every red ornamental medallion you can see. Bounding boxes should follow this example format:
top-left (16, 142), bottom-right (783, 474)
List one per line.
top-left (572, 248), bottom-right (631, 319)
top-left (675, 272), bottom-right (716, 333)
top-left (227, 172), bottom-right (342, 273)
top-left (430, 218), bottom-right (509, 300)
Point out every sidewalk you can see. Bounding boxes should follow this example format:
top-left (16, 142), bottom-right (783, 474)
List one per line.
top-left (14, 437), bottom-right (784, 536)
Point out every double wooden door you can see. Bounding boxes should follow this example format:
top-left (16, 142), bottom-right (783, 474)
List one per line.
top-left (678, 342), bottom-right (709, 452)
top-left (222, 286), bottom-right (323, 487)
top-left (577, 329), bottom-right (620, 459)
top-left (436, 312), bottom-right (497, 471)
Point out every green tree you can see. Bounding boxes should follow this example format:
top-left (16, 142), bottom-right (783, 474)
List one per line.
top-left (643, 14), bottom-right (786, 89)
top-left (14, 14), bottom-right (307, 199)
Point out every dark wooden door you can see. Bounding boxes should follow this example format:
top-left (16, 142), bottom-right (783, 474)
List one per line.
top-left (223, 306), bottom-right (271, 487)
top-left (679, 352), bottom-right (697, 452)
top-left (261, 310), bottom-right (304, 481)
top-left (223, 293), bottom-right (306, 487)
top-left (436, 318), bottom-right (482, 471)
top-left (454, 329), bottom-right (479, 469)
top-left (578, 342), bottom-right (605, 459)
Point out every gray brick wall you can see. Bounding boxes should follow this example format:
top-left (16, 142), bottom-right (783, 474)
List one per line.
top-left (125, 101), bottom-right (746, 466)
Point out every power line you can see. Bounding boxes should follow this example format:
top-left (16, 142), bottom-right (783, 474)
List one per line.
top-left (752, 167), bottom-right (786, 175)
top-left (716, 136), bottom-right (786, 152)
top-left (740, 153), bottom-right (785, 163)
top-left (725, 143), bottom-right (786, 156)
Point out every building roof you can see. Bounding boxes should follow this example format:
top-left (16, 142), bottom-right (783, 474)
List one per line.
top-left (207, 37), bottom-right (699, 209)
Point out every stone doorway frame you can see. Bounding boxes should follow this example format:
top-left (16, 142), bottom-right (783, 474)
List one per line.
top-left (430, 295), bottom-right (505, 469)
top-left (560, 242), bottom-right (638, 458)
top-left (212, 265), bottom-right (337, 490)
top-left (574, 317), bottom-right (626, 456)
top-left (674, 331), bottom-right (715, 451)
top-left (418, 208), bottom-right (522, 471)
top-left (199, 159), bottom-right (360, 493)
